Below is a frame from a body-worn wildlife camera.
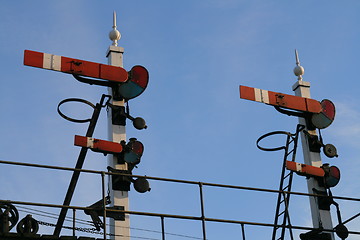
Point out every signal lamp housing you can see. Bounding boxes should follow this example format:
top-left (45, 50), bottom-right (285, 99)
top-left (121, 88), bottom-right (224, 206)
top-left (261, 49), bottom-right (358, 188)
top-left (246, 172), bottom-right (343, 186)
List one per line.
top-left (323, 144), bottom-right (338, 158)
top-left (118, 65), bottom-right (149, 100)
top-left (311, 99), bottom-right (335, 129)
top-left (322, 164), bottom-right (340, 188)
top-left (133, 177), bottom-right (151, 193)
top-left (133, 117), bottom-right (147, 130)
top-left (123, 138), bottom-right (144, 165)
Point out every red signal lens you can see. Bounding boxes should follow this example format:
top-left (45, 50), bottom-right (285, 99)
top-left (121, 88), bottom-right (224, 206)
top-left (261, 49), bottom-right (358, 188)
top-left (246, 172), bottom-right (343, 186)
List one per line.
top-left (311, 99), bottom-right (336, 129)
top-left (131, 141), bottom-right (144, 155)
top-left (123, 139), bottom-right (144, 165)
top-left (130, 65), bottom-right (149, 89)
top-left (118, 65), bottom-right (149, 100)
top-left (321, 99), bottom-right (335, 120)
top-left (324, 166), bottom-right (340, 188)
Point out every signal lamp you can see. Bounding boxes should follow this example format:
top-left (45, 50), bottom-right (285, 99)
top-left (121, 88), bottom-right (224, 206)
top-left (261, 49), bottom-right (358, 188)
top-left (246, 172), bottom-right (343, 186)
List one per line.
top-left (118, 65), bottom-right (149, 100)
top-left (323, 144), bottom-right (338, 158)
top-left (322, 164), bottom-right (340, 188)
top-left (335, 223), bottom-right (349, 239)
top-left (133, 177), bottom-right (151, 193)
top-left (123, 138), bottom-right (144, 165)
top-left (311, 99), bottom-right (335, 129)
top-left (133, 117), bottom-right (147, 130)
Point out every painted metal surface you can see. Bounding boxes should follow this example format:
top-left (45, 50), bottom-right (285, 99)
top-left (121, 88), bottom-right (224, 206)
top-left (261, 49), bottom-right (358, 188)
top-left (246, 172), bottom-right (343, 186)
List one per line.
top-left (24, 50), bottom-right (128, 83)
top-left (74, 135), bottom-right (123, 154)
top-left (286, 161), bottom-right (325, 177)
top-left (293, 80), bottom-right (335, 239)
top-left (106, 13), bottom-right (130, 239)
top-left (239, 85), bottom-right (322, 113)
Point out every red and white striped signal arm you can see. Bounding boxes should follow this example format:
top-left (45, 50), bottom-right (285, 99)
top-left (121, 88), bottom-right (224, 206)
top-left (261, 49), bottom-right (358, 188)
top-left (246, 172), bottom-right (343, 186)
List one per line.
top-left (24, 50), bottom-right (128, 83)
top-left (286, 161), bottom-right (325, 177)
top-left (74, 135), bottom-right (123, 155)
top-left (239, 85), bottom-right (322, 113)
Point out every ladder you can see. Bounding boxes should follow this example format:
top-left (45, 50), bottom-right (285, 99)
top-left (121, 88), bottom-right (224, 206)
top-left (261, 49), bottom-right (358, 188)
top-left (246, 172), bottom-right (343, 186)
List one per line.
top-left (271, 124), bottom-right (304, 240)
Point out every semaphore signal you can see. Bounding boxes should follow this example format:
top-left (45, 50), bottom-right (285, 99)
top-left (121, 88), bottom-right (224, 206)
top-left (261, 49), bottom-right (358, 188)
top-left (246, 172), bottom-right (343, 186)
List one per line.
top-left (240, 50), bottom-right (347, 240)
top-left (21, 11), bottom-right (150, 240)
top-left (24, 50), bottom-right (128, 83)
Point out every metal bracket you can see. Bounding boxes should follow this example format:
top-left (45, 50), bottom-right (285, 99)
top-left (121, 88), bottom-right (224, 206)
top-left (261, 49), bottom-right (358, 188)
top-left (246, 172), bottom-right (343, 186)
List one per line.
top-left (72, 74), bottom-right (116, 87)
top-left (299, 229), bottom-right (331, 240)
top-left (108, 167), bottom-right (132, 191)
top-left (313, 188), bottom-right (331, 211)
top-left (107, 103), bottom-right (126, 126)
top-left (274, 106), bottom-right (308, 118)
top-left (303, 130), bottom-right (322, 153)
top-left (275, 94), bottom-right (287, 107)
top-left (72, 74), bottom-right (125, 100)
top-left (102, 206), bottom-right (125, 221)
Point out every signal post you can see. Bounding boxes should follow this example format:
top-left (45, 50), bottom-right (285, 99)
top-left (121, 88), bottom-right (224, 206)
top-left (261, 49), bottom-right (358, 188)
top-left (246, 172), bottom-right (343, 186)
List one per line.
top-left (292, 53), bottom-right (335, 239)
top-left (240, 50), bottom-right (341, 239)
top-left (106, 12), bottom-right (130, 240)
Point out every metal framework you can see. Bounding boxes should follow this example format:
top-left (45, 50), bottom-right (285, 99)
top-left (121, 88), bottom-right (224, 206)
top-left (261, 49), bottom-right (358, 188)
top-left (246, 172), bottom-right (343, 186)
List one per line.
top-left (257, 124), bottom-right (304, 240)
top-left (1, 159), bottom-right (360, 240)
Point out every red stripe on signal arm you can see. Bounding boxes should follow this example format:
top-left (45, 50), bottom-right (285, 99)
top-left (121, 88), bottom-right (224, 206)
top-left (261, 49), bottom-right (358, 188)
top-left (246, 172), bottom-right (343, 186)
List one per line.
top-left (239, 85), bottom-right (322, 113)
top-left (286, 161), bottom-right (325, 177)
top-left (74, 135), bottom-right (88, 148)
top-left (74, 135), bottom-right (123, 154)
top-left (24, 50), bottom-right (43, 68)
top-left (239, 85), bottom-right (256, 101)
top-left (24, 50), bottom-right (128, 83)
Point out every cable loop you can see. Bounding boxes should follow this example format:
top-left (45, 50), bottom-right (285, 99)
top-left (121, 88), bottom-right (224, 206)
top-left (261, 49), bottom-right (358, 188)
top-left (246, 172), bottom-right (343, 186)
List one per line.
top-left (256, 131), bottom-right (292, 152)
top-left (57, 98), bottom-right (95, 123)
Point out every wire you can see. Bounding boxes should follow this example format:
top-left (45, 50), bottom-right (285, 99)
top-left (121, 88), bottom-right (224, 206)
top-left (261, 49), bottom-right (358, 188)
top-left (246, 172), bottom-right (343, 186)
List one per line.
top-left (16, 206), bottom-right (203, 239)
top-left (17, 206), bottom-right (91, 225)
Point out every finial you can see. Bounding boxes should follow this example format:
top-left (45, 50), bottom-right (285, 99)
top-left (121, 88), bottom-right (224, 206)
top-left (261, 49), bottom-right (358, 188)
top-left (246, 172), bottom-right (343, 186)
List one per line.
top-left (293, 49), bottom-right (305, 81)
top-left (109, 11), bottom-right (121, 46)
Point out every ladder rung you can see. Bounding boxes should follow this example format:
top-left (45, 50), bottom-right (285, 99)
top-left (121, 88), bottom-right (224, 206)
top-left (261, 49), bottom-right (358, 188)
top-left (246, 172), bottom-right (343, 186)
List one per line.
top-left (285, 149), bottom-right (295, 157)
top-left (277, 210), bottom-right (285, 217)
top-left (283, 172), bottom-right (292, 179)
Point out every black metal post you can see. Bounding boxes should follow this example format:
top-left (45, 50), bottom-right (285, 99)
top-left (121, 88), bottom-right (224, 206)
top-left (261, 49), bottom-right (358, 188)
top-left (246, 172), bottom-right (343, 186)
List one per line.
top-left (199, 182), bottom-right (207, 240)
top-left (161, 216), bottom-right (165, 240)
top-left (54, 95), bottom-right (109, 236)
top-left (241, 223), bottom-right (246, 240)
top-left (72, 209), bottom-right (76, 236)
top-left (101, 172), bottom-right (107, 240)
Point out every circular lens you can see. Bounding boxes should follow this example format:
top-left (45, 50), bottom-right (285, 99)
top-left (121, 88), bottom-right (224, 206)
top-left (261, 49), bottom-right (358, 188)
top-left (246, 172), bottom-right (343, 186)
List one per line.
top-left (311, 99), bottom-right (335, 129)
top-left (325, 166), bottom-right (340, 188)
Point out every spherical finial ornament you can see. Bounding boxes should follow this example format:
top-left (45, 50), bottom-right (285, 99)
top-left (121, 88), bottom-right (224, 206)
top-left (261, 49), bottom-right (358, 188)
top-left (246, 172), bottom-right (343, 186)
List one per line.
top-left (109, 29), bottom-right (121, 45)
top-left (293, 65), bottom-right (304, 77)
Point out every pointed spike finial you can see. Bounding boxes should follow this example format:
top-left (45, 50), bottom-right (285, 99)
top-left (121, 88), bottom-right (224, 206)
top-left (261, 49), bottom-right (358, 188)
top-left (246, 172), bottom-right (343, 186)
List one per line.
top-left (295, 49), bottom-right (300, 66)
top-left (109, 11), bottom-right (121, 46)
top-left (293, 49), bottom-right (305, 81)
top-left (113, 11), bottom-right (117, 28)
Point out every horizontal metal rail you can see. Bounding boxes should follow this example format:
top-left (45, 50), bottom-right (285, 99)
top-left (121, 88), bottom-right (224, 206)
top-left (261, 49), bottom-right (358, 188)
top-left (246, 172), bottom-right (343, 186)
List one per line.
top-left (1, 199), bottom-right (360, 236)
top-left (2, 158), bottom-right (360, 238)
top-left (1, 159), bottom-right (359, 202)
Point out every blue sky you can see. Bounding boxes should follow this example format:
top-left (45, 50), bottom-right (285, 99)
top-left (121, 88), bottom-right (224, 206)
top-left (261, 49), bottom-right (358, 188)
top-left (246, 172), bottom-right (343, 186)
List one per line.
top-left (1, 1), bottom-right (360, 239)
